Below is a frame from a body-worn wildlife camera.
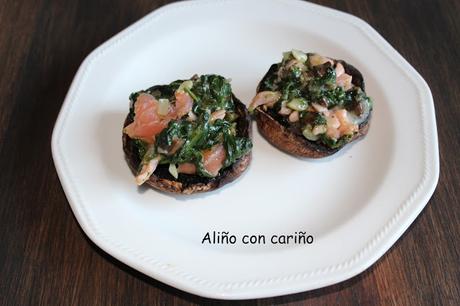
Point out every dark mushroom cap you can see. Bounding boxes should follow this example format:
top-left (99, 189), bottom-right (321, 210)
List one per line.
top-left (123, 95), bottom-right (252, 194)
top-left (254, 58), bottom-right (371, 158)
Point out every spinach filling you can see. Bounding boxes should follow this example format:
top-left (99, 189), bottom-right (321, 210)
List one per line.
top-left (129, 75), bottom-right (252, 178)
top-left (259, 51), bottom-right (373, 149)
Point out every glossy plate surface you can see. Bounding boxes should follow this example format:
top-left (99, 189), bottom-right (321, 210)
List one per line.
top-left (52, 0), bottom-right (439, 299)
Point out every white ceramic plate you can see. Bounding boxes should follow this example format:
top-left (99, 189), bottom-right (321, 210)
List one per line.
top-left (52, 0), bottom-right (439, 299)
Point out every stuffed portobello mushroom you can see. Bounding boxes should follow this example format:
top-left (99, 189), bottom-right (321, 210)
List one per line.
top-left (123, 74), bottom-right (252, 194)
top-left (249, 50), bottom-right (373, 158)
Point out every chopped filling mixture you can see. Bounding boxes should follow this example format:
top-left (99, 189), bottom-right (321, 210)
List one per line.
top-left (124, 75), bottom-right (252, 185)
top-left (249, 50), bottom-right (373, 149)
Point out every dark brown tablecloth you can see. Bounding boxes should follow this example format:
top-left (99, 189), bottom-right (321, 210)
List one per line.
top-left (0, 0), bottom-right (458, 304)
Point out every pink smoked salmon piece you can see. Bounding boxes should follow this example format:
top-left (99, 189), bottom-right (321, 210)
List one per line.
top-left (124, 92), bottom-right (193, 143)
top-left (177, 163), bottom-right (197, 175)
top-left (174, 92), bottom-right (193, 118)
top-left (202, 144), bottom-right (227, 177)
top-left (249, 91), bottom-right (281, 111)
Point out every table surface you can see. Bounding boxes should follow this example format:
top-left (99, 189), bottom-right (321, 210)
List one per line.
top-left (1, 0), bottom-right (459, 305)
